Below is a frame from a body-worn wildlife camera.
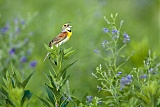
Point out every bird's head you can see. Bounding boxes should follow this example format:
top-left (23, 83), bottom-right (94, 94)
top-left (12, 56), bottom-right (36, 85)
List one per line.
top-left (61, 23), bottom-right (72, 32)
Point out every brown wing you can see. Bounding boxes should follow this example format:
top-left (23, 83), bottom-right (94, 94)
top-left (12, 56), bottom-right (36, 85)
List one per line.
top-left (49, 32), bottom-right (68, 47)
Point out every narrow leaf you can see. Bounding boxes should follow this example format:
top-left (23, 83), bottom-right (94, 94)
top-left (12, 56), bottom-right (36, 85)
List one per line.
top-left (2, 78), bottom-right (8, 88)
top-left (21, 90), bottom-right (32, 105)
top-left (44, 43), bottom-right (52, 51)
top-left (64, 47), bottom-right (72, 54)
top-left (21, 71), bottom-right (34, 88)
top-left (61, 75), bottom-right (70, 89)
top-left (46, 86), bottom-right (56, 105)
top-left (105, 99), bottom-right (114, 105)
top-left (12, 72), bottom-right (22, 87)
top-left (60, 98), bottom-right (69, 107)
top-left (38, 97), bottom-right (51, 107)
top-left (63, 60), bottom-right (77, 72)
top-left (46, 75), bottom-right (57, 90)
top-left (64, 50), bottom-right (76, 59)
top-left (81, 93), bottom-right (88, 104)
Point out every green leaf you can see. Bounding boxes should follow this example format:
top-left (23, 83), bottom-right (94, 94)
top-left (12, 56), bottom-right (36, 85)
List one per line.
top-left (21, 71), bottom-right (34, 88)
top-left (59, 75), bottom-right (70, 90)
top-left (50, 53), bottom-right (57, 59)
top-left (62, 60), bottom-right (77, 72)
top-left (2, 78), bottom-right (9, 89)
top-left (12, 67), bottom-right (22, 82)
top-left (44, 43), bottom-right (58, 56)
top-left (57, 49), bottom-right (64, 69)
top-left (12, 72), bottom-right (22, 87)
top-left (0, 90), bottom-right (7, 99)
top-left (11, 77), bottom-right (16, 88)
top-left (64, 47), bottom-right (72, 54)
top-left (81, 93), bottom-right (88, 104)
top-left (45, 83), bottom-right (60, 97)
top-left (136, 93), bottom-right (150, 104)
top-left (6, 99), bottom-right (15, 107)
top-left (21, 90), bottom-right (32, 105)
top-left (23, 90), bottom-right (32, 99)
top-left (6, 70), bottom-right (10, 79)
top-left (44, 43), bottom-right (52, 51)
top-left (46, 75), bottom-right (58, 90)
top-left (60, 98), bottom-right (68, 107)
top-left (105, 99), bottom-right (114, 105)
top-left (64, 50), bottom-right (76, 59)
top-left (52, 44), bottom-right (58, 52)
top-left (46, 86), bottom-right (57, 105)
top-left (0, 88), bottom-right (16, 106)
top-left (49, 60), bottom-right (58, 73)
top-left (71, 96), bottom-right (81, 107)
top-left (10, 63), bottom-right (22, 81)
top-left (60, 60), bottom-right (77, 80)
top-left (38, 97), bottom-right (51, 107)
top-left (61, 70), bottom-right (67, 80)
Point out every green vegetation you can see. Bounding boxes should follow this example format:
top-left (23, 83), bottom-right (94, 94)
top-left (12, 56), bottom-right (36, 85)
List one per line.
top-left (0, 0), bottom-right (159, 107)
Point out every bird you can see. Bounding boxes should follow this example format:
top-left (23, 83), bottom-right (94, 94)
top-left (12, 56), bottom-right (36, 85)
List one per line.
top-left (43, 23), bottom-right (73, 62)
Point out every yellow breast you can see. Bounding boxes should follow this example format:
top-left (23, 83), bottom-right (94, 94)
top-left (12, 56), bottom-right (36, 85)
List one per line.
top-left (67, 31), bottom-right (72, 39)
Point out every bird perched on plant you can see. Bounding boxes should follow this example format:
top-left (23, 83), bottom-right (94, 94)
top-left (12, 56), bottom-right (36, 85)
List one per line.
top-left (44, 23), bottom-right (73, 61)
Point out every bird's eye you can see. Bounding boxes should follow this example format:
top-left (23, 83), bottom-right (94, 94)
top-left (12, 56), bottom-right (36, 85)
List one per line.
top-left (64, 24), bottom-right (66, 27)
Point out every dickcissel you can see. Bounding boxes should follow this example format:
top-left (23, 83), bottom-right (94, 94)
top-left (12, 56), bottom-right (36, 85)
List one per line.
top-left (44, 23), bottom-right (72, 61)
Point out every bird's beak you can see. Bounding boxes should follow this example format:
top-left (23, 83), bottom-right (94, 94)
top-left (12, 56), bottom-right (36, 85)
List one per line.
top-left (69, 25), bottom-right (72, 28)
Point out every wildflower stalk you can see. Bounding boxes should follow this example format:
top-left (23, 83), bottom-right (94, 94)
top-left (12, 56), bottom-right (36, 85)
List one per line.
top-left (105, 13), bottom-right (129, 76)
top-left (39, 44), bottom-right (76, 107)
top-left (93, 13), bottom-right (133, 106)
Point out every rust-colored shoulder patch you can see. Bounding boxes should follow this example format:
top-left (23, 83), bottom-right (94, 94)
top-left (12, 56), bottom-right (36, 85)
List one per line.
top-left (49, 32), bottom-right (68, 47)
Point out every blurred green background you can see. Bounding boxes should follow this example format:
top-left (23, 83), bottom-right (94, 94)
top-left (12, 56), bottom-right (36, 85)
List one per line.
top-left (0, 0), bottom-right (159, 105)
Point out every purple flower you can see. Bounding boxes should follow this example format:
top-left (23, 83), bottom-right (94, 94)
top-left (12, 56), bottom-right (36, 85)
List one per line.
top-left (116, 72), bottom-right (122, 76)
top-left (126, 74), bottom-right (132, 80)
top-left (21, 20), bottom-right (25, 25)
top-left (20, 56), bottom-right (27, 62)
top-left (148, 68), bottom-right (156, 74)
top-left (86, 96), bottom-right (93, 104)
top-left (118, 72), bottom-right (122, 74)
top-left (1, 27), bottom-right (9, 33)
top-left (123, 33), bottom-right (130, 43)
top-left (1, 22), bottom-right (9, 34)
top-left (120, 74), bottom-right (132, 90)
top-left (94, 49), bottom-right (100, 54)
top-left (97, 85), bottom-right (102, 91)
top-left (102, 28), bottom-right (110, 33)
top-left (9, 48), bottom-right (15, 55)
top-left (30, 61), bottom-right (37, 68)
top-left (67, 97), bottom-right (72, 101)
top-left (148, 68), bottom-right (154, 73)
top-left (102, 40), bottom-right (108, 47)
top-left (112, 29), bottom-right (118, 35)
top-left (140, 74), bottom-right (147, 79)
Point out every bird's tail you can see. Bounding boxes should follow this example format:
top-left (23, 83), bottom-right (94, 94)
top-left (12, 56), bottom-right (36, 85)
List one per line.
top-left (43, 52), bottom-right (50, 62)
